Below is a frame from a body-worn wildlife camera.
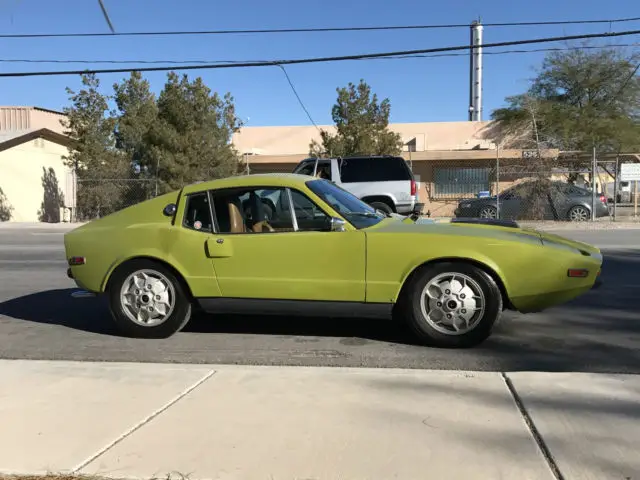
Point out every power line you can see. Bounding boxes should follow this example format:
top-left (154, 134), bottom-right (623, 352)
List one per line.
top-left (2, 43), bottom-right (637, 65)
top-left (1, 16), bottom-right (640, 39)
top-left (273, 63), bottom-right (321, 131)
top-left (96, 0), bottom-right (116, 34)
top-left (1, 28), bottom-right (639, 78)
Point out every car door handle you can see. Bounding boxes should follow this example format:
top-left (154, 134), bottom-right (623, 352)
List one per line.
top-left (206, 237), bottom-right (233, 258)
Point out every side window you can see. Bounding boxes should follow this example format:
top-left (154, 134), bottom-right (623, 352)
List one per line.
top-left (183, 192), bottom-right (214, 233)
top-left (295, 162), bottom-right (316, 176)
top-left (340, 157), bottom-right (411, 183)
top-left (289, 189), bottom-right (330, 232)
top-left (210, 187), bottom-right (295, 234)
top-left (502, 183), bottom-right (530, 200)
top-left (295, 160), bottom-right (332, 180)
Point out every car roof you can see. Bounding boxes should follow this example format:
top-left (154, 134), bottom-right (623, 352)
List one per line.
top-left (298, 155), bottom-right (403, 162)
top-left (180, 173), bottom-right (315, 195)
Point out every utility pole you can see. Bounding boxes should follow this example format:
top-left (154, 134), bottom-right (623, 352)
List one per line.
top-left (468, 20), bottom-right (483, 121)
top-left (591, 146), bottom-right (597, 221)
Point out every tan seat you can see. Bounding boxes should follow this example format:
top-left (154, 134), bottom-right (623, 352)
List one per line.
top-left (227, 198), bottom-right (247, 233)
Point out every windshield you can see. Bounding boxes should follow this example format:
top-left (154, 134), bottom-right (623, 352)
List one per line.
top-left (305, 179), bottom-right (385, 229)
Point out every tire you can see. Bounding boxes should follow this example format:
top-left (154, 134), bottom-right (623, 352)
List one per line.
top-left (479, 206), bottom-right (498, 219)
top-left (396, 262), bottom-right (503, 348)
top-left (107, 258), bottom-right (192, 339)
top-left (369, 201), bottom-right (394, 215)
top-left (567, 205), bottom-right (590, 222)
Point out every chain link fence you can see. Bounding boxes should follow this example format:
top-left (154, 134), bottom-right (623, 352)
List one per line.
top-left (69, 152), bottom-right (639, 224)
top-left (416, 153), bottom-right (639, 222)
top-left (73, 178), bottom-right (157, 222)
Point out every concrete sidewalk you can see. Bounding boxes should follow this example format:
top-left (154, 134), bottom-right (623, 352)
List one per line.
top-left (0, 360), bottom-right (638, 480)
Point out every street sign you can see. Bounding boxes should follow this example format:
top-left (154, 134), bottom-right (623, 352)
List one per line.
top-left (620, 163), bottom-right (640, 182)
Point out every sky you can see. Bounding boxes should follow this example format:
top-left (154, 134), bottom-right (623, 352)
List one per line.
top-left (0, 0), bottom-right (638, 127)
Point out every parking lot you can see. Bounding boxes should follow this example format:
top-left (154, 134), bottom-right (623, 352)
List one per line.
top-left (0, 224), bottom-right (639, 373)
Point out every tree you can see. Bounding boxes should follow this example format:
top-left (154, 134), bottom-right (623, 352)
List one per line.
top-left (113, 71), bottom-right (158, 174)
top-left (491, 46), bottom-right (640, 219)
top-left (62, 73), bottom-right (132, 219)
top-left (113, 71), bottom-right (159, 200)
top-left (142, 72), bottom-right (243, 193)
top-left (310, 79), bottom-right (403, 157)
top-left (492, 46), bottom-right (640, 155)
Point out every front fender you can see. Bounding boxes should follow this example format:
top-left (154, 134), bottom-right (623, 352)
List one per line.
top-left (396, 252), bottom-right (511, 303)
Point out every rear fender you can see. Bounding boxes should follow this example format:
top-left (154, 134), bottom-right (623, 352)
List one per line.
top-left (101, 250), bottom-right (192, 296)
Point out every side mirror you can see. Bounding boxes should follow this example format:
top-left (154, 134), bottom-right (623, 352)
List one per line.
top-left (328, 217), bottom-right (346, 232)
top-left (163, 203), bottom-right (177, 217)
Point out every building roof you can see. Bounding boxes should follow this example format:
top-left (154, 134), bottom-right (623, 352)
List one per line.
top-left (0, 128), bottom-right (73, 153)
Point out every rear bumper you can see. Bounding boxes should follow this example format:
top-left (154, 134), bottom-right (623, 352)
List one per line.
top-left (67, 268), bottom-right (73, 279)
top-left (592, 279), bottom-right (602, 290)
top-left (395, 202), bottom-right (415, 214)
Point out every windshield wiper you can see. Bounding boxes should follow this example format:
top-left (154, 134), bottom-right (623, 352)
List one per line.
top-left (345, 212), bottom-right (383, 219)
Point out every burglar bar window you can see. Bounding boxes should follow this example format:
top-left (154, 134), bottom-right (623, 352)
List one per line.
top-left (433, 167), bottom-right (490, 198)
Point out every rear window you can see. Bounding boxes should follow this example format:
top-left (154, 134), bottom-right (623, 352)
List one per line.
top-left (339, 156), bottom-right (412, 183)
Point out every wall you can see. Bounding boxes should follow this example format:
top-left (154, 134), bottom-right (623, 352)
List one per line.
top-left (231, 121), bottom-right (496, 156)
top-left (0, 137), bottom-right (73, 222)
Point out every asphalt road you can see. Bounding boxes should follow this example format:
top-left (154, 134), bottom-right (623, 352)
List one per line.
top-left (0, 225), bottom-right (638, 373)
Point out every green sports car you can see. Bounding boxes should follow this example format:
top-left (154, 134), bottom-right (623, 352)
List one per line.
top-left (64, 173), bottom-right (603, 348)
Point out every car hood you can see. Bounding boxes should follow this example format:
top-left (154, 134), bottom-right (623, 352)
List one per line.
top-left (370, 217), bottom-right (600, 255)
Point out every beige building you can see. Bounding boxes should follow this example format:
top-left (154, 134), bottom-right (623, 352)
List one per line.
top-left (0, 106), bottom-right (75, 222)
top-left (231, 121), bottom-right (551, 216)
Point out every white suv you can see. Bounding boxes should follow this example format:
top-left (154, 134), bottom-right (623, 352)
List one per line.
top-left (292, 156), bottom-right (418, 214)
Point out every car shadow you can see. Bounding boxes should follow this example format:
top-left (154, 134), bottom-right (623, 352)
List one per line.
top-left (0, 289), bottom-right (120, 336)
top-left (0, 249), bottom-right (637, 366)
top-left (0, 288), bottom-right (420, 345)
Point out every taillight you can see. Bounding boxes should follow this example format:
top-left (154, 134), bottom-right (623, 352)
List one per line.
top-left (68, 256), bottom-right (86, 266)
top-left (410, 179), bottom-right (417, 196)
top-left (599, 195), bottom-right (606, 204)
top-left (567, 269), bottom-right (589, 278)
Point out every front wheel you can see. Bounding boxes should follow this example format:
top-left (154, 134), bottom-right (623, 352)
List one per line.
top-left (396, 262), bottom-right (503, 348)
top-left (107, 259), bottom-right (192, 338)
top-left (479, 206), bottom-right (498, 219)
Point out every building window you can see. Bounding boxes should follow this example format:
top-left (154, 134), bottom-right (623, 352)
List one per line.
top-left (433, 167), bottom-right (490, 198)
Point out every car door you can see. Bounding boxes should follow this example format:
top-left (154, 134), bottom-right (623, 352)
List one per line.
top-left (205, 186), bottom-right (366, 302)
top-left (169, 190), bottom-right (223, 297)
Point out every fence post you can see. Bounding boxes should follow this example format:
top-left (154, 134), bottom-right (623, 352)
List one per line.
top-left (495, 144), bottom-right (500, 218)
top-left (613, 155), bottom-right (619, 221)
top-left (591, 146), bottom-right (597, 221)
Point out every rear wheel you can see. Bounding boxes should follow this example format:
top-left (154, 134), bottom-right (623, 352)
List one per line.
top-left (396, 262), bottom-right (502, 348)
top-left (568, 205), bottom-right (590, 222)
top-left (369, 201), bottom-right (394, 215)
top-left (107, 259), bottom-right (192, 338)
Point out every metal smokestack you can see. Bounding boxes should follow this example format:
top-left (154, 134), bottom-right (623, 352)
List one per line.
top-left (468, 20), bottom-right (483, 121)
